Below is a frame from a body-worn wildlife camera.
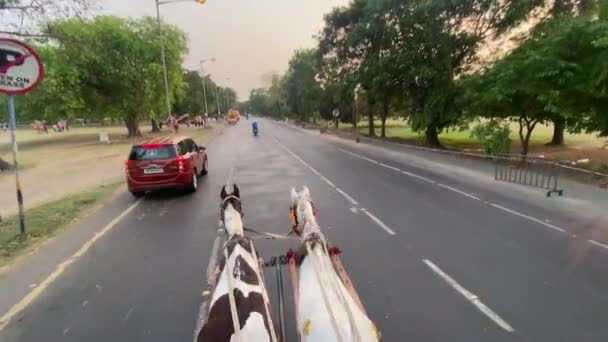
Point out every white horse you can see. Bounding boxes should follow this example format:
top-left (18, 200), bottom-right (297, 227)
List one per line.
top-left (197, 184), bottom-right (278, 342)
top-left (289, 186), bottom-right (380, 342)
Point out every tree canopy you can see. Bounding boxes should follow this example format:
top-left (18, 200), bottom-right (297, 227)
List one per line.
top-left (246, 0), bottom-right (607, 152)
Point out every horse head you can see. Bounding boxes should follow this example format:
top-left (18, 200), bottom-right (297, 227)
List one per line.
top-left (220, 183), bottom-right (243, 237)
top-left (289, 186), bottom-right (322, 239)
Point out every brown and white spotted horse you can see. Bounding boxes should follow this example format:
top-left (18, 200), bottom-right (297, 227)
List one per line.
top-left (289, 186), bottom-right (380, 342)
top-left (196, 184), bottom-right (277, 342)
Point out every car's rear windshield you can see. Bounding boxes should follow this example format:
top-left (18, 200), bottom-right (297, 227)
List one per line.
top-left (129, 145), bottom-right (177, 161)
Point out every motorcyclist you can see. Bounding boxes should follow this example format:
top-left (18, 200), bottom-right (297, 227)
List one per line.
top-left (252, 120), bottom-right (259, 135)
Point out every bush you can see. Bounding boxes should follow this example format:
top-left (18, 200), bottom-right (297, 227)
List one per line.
top-left (470, 120), bottom-right (511, 156)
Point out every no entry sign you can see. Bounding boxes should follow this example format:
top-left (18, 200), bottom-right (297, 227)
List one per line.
top-left (0, 38), bottom-right (44, 95)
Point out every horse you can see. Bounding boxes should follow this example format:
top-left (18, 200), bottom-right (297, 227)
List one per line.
top-left (196, 184), bottom-right (278, 342)
top-left (289, 186), bottom-right (380, 342)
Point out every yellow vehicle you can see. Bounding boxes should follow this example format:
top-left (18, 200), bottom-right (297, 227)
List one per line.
top-left (227, 109), bottom-right (240, 125)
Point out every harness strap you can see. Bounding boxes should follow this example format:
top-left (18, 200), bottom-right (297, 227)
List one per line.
top-left (223, 248), bottom-right (241, 342)
top-left (221, 195), bottom-right (241, 206)
top-left (249, 240), bottom-right (279, 342)
top-left (287, 255), bottom-right (301, 341)
top-left (320, 243), bottom-right (363, 342)
top-left (305, 241), bottom-right (344, 342)
top-left (329, 249), bottom-right (367, 315)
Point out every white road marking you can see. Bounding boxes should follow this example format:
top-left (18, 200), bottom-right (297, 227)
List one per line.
top-left (339, 147), bottom-right (437, 183)
top-left (122, 307), bottom-right (135, 324)
top-left (335, 187), bottom-right (359, 206)
top-left (360, 209), bottom-right (396, 235)
top-left (350, 207), bottom-right (358, 214)
top-left (0, 199), bottom-right (142, 331)
top-left (401, 170), bottom-right (436, 184)
top-left (378, 162), bottom-right (400, 172)
top-left (321, 177), bottom-right (336, 187)
top-left (437, 183), bottom-right (481, 201)
top-left (81, 300), bottom-right (88, 308)
top-left (589, 239), bottom-right (608, 250)
top-left (489, 203), bottom-right (566, 233)
top-left (273, 136), bottom-right (395, 235)
top-left (423, 259), bottom-right (515, 333)
top-left (63, 327), bottom-right (71, 335)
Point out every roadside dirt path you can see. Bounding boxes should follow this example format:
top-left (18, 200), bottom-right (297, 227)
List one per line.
top-left (0, 125), bottom-right (220, 217)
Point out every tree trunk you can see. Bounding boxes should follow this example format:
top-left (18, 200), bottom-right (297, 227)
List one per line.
top-left (151, 118), bottom-right (160, 132)
top-left (425, 124), bottom-right (443, 148)
top-left (547, 118), bottom-right (565, 146)
top-left (367, 97), bottom-right (375, 136)
top-left (126, 116), bottom-right (141, 137)
top-left (380, 99), bottom-right (389, 138)
top-left (518, 118), bottom-right (538, 158)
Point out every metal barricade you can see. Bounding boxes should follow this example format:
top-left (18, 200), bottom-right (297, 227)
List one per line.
top-left (494, 157), bottom-right (564, 197)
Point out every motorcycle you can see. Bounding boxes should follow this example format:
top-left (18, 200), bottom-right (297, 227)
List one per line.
top-left (253, 127), bottom-right (259, 136)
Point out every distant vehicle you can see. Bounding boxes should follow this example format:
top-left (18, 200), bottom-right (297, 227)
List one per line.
top-left (125, 136), bottom-right (208, 197)
top-left (227, 109), bottom-right (240, 125)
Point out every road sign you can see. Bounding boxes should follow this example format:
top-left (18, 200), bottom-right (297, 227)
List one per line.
top-left (0, 38), bottom-right (44, 95)
top-left (332, 109), bottom-right (340, 118)
top-left (0, 38), bottom-right (44, 236)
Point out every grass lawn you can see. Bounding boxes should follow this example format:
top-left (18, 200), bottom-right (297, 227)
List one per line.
top-left (0, 124), bottom-right (216, 172)
top-left (0, 182), bottom-right (122, 267)
top-left (338, 119), bottom-right (603, 148)
top-left (332, 118), bottom-right (607, 171)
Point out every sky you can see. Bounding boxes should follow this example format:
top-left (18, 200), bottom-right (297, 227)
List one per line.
top-left (99, 0), bottom-right (351, 100)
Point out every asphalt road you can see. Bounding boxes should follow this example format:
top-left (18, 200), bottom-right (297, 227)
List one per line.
top-left (1, 118), bottom-right (607, 342)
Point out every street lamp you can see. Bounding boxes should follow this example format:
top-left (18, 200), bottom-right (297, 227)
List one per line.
top-left (199, 58), bottom-right (215, 114)
top-left (155, 0), bottom-right (206, 120)
top-left (214, 85), bottom-right (221, 119)
top-left (224, 77), bottom-right (231, 112)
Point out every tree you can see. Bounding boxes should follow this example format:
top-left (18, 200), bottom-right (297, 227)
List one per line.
top-left (223, 87), bottom-right (238, 110)
top-left (11, 44), bottom-right (85, 123)
top-left (173, 70), bottom-right (220, 119)
top-left (0, 0), bottom-right (90, 37)
top-left (462, 41), bottom-right (564, 156)
top-left (46, 16), bottom-right (188, 136)
top-left (318, 0), bottom-right (549, 146)
top-left (283, 49), bottom-right (322, 122)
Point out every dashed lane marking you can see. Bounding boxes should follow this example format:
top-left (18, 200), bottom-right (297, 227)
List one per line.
top-left (588, 239), bottom-right (608, 250)
top-left (272, 136), bottom-right (396, 236)
top-left (423, 259), bottom-right (515, 333)
top-left (489, 203), bottom-right (565, 233)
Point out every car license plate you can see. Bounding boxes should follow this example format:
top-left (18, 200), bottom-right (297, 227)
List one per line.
top-left (144, 168), bottom-right (163, 174)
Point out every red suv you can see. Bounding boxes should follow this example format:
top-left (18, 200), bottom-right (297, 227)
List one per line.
top-left (125, 136), bottom-right (208, 197)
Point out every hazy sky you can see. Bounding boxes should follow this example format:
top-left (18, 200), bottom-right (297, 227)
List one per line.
top-left (99, 0), bottom-right (350, 99)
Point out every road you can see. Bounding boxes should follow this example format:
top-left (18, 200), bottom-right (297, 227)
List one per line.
top-left (1, 118), bottom-right (607, 341)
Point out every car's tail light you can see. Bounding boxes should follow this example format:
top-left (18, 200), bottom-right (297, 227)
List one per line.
top-left (124, 160), bottom-right (130, 175)
top-left (177, 156), bottom-right (185, 172)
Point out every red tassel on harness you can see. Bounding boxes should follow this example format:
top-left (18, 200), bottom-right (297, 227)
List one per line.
top-left (328, 246), bottom-right (341, 255)
top-left (285, 248), bottom-right (297, 262)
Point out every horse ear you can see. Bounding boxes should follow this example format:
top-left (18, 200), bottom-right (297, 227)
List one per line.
top-left (233, 184), bottom-right (241, 199)
top-left (290, 187), bottom-right (298, 205)
top-left (302, 186), bottom-right (311, 198)
top-left (220, 185), bottom-right (227, 199)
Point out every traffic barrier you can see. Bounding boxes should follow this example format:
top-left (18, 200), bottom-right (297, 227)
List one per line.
top-left (494, 156), bottom-right (563, 197)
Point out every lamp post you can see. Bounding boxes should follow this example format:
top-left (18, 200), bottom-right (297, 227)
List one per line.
top-left (155, 0), bottom-right (206, 120)
top-left (200, 65), bottom-right (209, 114)
top-left (224, 77), bottom-right (231, 112)
top-left (214, 85), bottom-right (221, 120)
